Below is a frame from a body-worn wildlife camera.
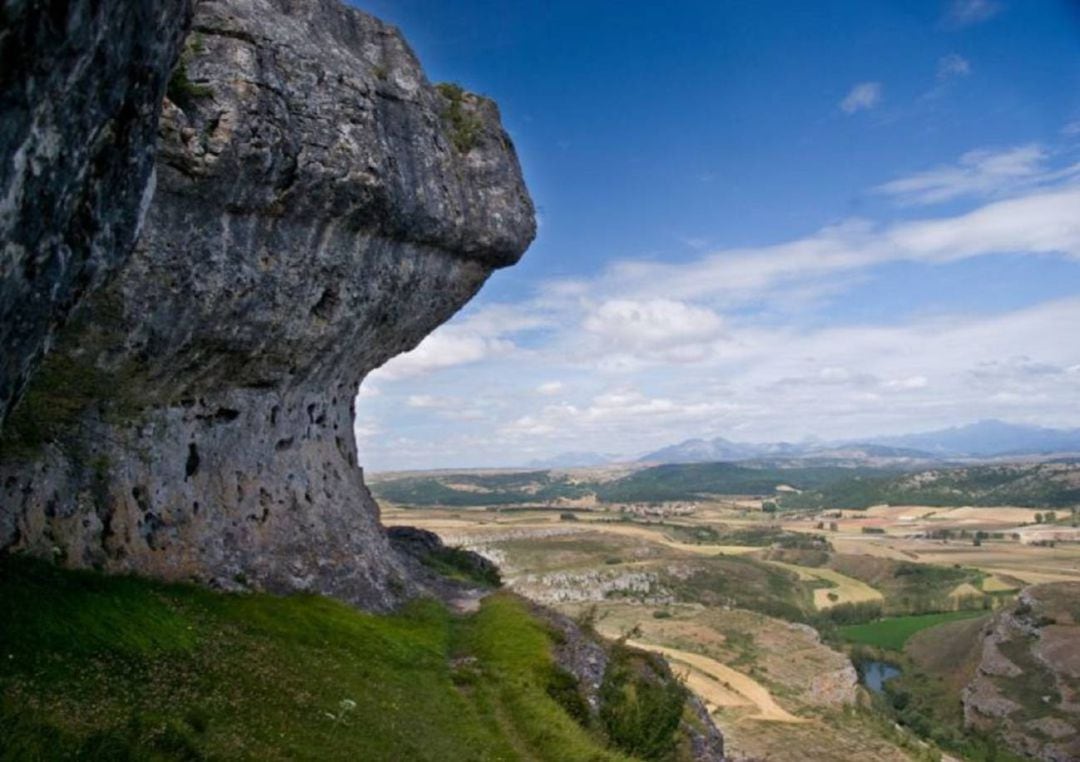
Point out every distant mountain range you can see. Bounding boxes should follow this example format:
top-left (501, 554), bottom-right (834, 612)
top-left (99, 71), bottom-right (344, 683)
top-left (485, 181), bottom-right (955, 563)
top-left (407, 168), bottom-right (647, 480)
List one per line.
top-left (638, 420), bottom-right (1080, 465)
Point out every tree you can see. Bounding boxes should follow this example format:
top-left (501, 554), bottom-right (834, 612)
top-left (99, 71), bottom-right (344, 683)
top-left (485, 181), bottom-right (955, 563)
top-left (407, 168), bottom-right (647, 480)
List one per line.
top-left (1046, 511), bottom-right (1057, 524)
top-left (829, 521), bottom-right (839, 532)
top-left (1035, 512), bottom-right (1044, 524)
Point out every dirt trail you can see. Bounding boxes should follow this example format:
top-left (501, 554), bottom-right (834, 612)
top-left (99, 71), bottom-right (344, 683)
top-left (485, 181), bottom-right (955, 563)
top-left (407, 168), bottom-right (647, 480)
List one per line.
top-left (625, 640), bottom-right (807, 723)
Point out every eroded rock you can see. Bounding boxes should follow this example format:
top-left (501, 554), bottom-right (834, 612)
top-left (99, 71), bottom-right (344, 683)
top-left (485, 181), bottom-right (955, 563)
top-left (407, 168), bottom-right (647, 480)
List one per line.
top-left (0, 0), bottom-right (534, 611)
top-left (0, 0), bottom-right (192, 428)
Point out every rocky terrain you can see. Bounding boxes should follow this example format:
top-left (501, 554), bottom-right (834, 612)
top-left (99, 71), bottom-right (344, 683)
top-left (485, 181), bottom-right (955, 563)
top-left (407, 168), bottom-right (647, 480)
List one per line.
top-left (0, 0), bottom-right (534, 611)
top-left (0, 0), bottom-right (192, 426)
top-left (963, 582), bottom-right (1080, 761)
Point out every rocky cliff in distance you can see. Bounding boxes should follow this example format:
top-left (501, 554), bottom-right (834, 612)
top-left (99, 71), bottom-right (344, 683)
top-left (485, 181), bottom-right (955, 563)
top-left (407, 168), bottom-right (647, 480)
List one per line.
top-left (963, 583), bottom-right (1080, 761)
top-left (0, 0), bottom-right (535, 611)
top-left (0, 0), bottom-right (192, 428)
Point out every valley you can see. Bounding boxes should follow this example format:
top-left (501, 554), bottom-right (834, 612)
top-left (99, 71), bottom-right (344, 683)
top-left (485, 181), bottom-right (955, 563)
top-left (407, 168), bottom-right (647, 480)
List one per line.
top-left (378, 468), bottom-right (1080, 761)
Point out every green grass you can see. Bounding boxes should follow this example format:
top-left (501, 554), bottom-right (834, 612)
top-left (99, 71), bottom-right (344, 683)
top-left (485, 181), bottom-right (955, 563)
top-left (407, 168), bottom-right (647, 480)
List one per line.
top-left (0, 556), bottom-right (636, 761)
top-left (435, 83), bottom-right (484, 154)
top-left (837, 610), bottom-right (989, 651)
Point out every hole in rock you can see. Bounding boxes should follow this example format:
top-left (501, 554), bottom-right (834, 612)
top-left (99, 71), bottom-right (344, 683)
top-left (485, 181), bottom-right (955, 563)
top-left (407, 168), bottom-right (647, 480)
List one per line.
top-left (185, 443), bottom-right (200, 478)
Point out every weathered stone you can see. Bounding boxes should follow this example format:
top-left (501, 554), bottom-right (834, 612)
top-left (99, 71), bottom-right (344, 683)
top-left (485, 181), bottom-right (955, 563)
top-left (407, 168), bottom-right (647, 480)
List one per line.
top-left (0, 0), bottom-right (535, 611)
top-left (0, 0), bottom-right (192, 428)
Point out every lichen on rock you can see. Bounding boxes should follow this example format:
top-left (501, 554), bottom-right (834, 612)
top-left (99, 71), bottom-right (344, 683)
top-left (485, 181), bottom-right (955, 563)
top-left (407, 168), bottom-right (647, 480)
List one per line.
top-left (0, 0), bottom-right (535, 611)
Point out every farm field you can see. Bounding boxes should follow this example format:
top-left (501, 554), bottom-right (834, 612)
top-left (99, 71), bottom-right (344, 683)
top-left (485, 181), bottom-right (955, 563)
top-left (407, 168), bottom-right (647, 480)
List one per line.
top-left (381, 483), bottom-right (1078, 761)
top-left (837, 610), bottom-right (990, 651)
top-left (762, 560), bottom-right (884, 609)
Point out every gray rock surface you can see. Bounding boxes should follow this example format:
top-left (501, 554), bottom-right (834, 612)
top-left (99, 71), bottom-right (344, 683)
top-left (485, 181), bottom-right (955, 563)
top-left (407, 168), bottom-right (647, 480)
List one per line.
top-left (0, 0), bottom-right (192, 428)
top-left (0, 0), bottom-right (534, 611)
top-left (963, 585), bottom-right (1080, 761)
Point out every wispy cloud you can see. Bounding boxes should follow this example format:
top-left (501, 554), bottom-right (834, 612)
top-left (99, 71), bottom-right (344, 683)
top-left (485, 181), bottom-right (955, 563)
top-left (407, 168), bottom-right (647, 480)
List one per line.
top-left (943, 0), bottom-right (1002, 27)
top-left (876, 144), bottom-right (1080, 205)
top-left (840, 82), bottom-right (882, 114)
top-left (937, 53), bottom-right (971, 80)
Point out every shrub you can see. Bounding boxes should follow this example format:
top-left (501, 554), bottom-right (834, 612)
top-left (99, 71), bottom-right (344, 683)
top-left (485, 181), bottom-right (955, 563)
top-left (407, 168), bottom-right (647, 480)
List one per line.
top-left (435, 82), bottom-right (483, 153)
top-left (598, 646), bottom-right (686, 760)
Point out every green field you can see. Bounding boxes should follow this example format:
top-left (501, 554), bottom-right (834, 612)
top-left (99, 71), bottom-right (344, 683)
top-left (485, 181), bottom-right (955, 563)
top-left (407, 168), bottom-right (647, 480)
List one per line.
top-left (837, 610), bottom-right (990, 651)
top-left (0, 556), bottom-right (698, 761)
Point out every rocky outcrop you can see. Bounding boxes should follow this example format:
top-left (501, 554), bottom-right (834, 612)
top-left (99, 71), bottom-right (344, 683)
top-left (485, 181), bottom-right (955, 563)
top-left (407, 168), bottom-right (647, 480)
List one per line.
top-left (0, 0), bottom-right (535, 611)
top-left (963, 584), bottom-right (1080, 761)
top-left (0, 0), bottom-right (193, 428)
top-left (532, 605), bottom-right (726, 761)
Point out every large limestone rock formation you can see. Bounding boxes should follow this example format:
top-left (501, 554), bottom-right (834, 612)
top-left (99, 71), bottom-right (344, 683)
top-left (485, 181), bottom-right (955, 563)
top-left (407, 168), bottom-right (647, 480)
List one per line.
top-left (0, 0), bottom-right (535, 611)
top-left (0, 0), bottom-right (193, 428)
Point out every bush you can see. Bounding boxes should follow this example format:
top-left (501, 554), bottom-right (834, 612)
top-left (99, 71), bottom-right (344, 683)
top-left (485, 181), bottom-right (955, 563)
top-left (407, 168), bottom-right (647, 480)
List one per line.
top-left (598, 646), bottom-right (686, 760)
top-left (435, 82), bottom-right (483, 153)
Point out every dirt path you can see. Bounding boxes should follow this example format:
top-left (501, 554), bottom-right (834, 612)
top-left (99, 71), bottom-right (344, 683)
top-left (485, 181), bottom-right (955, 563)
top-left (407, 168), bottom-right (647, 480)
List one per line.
top-left (625, 640), bottom-right (806, 723)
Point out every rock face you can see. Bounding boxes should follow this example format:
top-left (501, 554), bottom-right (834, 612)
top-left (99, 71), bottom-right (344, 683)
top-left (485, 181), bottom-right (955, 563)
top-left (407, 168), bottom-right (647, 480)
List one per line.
top-left (0, 0), bottom-right (535, 611)
top-left (963, 584), bottom-right (1080, 761)
top-left (0, 0), bottom-right (193, 428)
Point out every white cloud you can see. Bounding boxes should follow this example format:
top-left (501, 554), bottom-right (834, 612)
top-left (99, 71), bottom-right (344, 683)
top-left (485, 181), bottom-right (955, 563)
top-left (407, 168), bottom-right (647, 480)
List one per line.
top-left (840, 82), bottom-right (882, 114)
top-left (355, 137), bottom-right (1080, 470)
top-left (1063, 121), bottom-right (1080, 138)
top-left (884, 375), bottom-right (929, 390)
top-left (370, 328), bottom-right (513, 380)
top-left (885, 187), bottom-right (1080, 261)
top-left (582, 298), bottom-right (724, 363)
top-left (589, 186), bottom-right (1080, 311)
top-left (406, 394), bottom-right (452, 409)
top-left (369, 304), bottom-right (547, 381)
top-left (937, 53), bottom-right (971, 80)
top-left (875, 144), bottom-right (1080, 205)
top-left (944, 0), bottom-right (1002, 27)
top-left (503, 388), bottom-right (743, 441)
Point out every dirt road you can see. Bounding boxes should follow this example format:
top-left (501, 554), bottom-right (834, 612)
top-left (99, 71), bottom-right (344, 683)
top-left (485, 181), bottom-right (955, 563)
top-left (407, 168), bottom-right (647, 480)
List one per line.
top-left (625, 640), bottom-right (806, 723)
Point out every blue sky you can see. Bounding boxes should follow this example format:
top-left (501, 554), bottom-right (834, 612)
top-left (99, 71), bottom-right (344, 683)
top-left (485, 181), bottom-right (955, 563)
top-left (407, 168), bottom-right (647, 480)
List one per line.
top-left (351, 0), bottom-right (1080, 471)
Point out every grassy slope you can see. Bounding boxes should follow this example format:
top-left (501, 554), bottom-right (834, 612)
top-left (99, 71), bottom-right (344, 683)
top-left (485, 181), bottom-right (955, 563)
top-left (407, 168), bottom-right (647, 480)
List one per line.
top-left (837, 610), bottom-right (989, 651)
top-left (0, 557), bottom-right (632, 761)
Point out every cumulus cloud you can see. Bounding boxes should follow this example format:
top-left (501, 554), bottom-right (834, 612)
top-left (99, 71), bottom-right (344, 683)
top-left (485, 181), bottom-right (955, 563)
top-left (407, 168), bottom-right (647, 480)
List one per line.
top-left (537, 381), bottom-right (565, 395)
top-left (582, 298), bottom-right (725, 363)
top-left (840, 82), bottom-right (882, 114)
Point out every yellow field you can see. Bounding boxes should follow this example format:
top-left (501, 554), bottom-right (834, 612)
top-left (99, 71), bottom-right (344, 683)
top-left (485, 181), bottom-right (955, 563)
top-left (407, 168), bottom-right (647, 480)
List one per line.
top-left (981, 575), bottom-right (1021, 592)
top-left (764, 560), bottom-right (884, 609)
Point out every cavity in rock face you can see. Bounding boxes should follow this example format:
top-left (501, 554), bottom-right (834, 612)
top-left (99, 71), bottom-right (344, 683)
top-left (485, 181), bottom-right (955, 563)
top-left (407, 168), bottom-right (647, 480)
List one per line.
top-left (0, 0), bottom-right (535, 611)
top-left (0, 0), bottom-right (193, 428)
